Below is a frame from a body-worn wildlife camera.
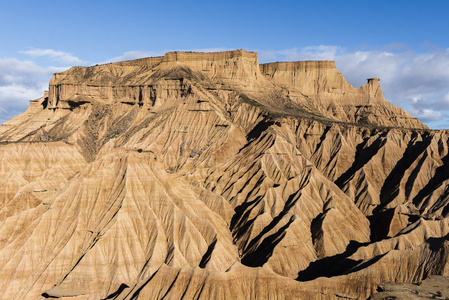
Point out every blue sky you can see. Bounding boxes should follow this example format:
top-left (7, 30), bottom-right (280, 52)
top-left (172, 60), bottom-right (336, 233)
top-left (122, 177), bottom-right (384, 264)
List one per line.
top-left (1, 0), bottom-right (449, 128)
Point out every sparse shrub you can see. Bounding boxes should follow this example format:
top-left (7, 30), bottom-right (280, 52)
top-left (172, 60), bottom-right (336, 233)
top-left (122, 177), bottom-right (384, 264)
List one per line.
top-left (412, 290), bottom-right (419, 294)
top-left (437, 291), bottom-right (442, 297)
top-left (137, 148), bottom-right (143, 153)
top-left (414, 281), bottom-right (422, 286)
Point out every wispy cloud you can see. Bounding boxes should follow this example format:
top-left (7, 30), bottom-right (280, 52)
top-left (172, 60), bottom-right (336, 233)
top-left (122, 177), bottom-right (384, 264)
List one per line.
top-left (99, 51), bottom-right (164, 64)
top-left (0, 57), bottom-right (68, 124)
top-left (409, 108), bottom-right (443, 122)
top-left (21, 48), bottom-right (85, 65)
top-left (276, 46), bottom-right (340, 61)
top-left (408, 95), bottom-right (444, 122)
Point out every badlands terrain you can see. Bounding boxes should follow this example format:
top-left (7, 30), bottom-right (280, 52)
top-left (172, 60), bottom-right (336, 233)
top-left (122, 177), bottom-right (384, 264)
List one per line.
top-left (0, 50), bottom-right (449, 299)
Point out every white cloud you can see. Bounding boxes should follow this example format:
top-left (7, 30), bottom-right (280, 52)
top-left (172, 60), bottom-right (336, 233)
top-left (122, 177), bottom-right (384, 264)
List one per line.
top-left (409, 108), bottom-right (443, 122)
top-left (333, 48), bottom-right (449, 128)
top-left (336, 50), bottom-right (402, 88)
top-left (21, 48), bottom-right (85, 65)
top-left (0, 57), bottom-right (68, 124)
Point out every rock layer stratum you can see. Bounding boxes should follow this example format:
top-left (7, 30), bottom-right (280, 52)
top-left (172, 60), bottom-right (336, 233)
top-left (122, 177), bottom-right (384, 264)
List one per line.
top-left (0, 50), bottom-right (448, 299)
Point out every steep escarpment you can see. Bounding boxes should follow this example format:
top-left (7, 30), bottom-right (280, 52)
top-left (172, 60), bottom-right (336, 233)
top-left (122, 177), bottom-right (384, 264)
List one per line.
top-left (37, 50), bottom-right (424, 129)
top-left (261, 61), bottom-right (423, 129)
top-left (46, 50), bottom-right (261, 110)
top-left (0, 50), bottom-right (447, 300)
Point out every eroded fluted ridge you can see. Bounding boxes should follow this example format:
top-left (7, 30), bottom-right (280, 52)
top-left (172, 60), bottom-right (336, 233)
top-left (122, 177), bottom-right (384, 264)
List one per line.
top-left (0, 50), bottom-right (446, 300)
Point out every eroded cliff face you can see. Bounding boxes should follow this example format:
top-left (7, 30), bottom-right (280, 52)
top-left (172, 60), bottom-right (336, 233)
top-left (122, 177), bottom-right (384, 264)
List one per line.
top-left (46, 50), bottom-right (261, 110)
top-left (0, 50), bottom-right (446, 300)
top-left (260, 61), bottom-right (420, 128)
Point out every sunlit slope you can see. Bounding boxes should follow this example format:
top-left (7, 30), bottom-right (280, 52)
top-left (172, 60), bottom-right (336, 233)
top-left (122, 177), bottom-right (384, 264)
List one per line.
top-left (0, 50), bottom-right (448, 299)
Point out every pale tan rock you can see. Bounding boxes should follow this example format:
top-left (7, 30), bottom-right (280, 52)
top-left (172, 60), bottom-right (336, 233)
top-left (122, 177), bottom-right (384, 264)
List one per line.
top-left (0, 50), bottom-right (448, 300)
top-left (260, 61), bottom-right (425, 129)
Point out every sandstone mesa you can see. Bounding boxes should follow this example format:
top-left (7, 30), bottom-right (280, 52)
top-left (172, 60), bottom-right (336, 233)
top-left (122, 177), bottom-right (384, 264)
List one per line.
top-left (0, 50), bottom-right (448, 299)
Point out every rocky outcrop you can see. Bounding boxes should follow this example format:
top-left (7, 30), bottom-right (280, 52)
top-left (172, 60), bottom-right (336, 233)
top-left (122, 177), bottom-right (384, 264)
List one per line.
top-left (41, 50), bottom-right (424, 129)
top-left (369, 275), bottom-right (449, 299)
top-left (260, 61), bottom-right (422, 128)
top-left (0, 50), bottom-right (446, 299)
